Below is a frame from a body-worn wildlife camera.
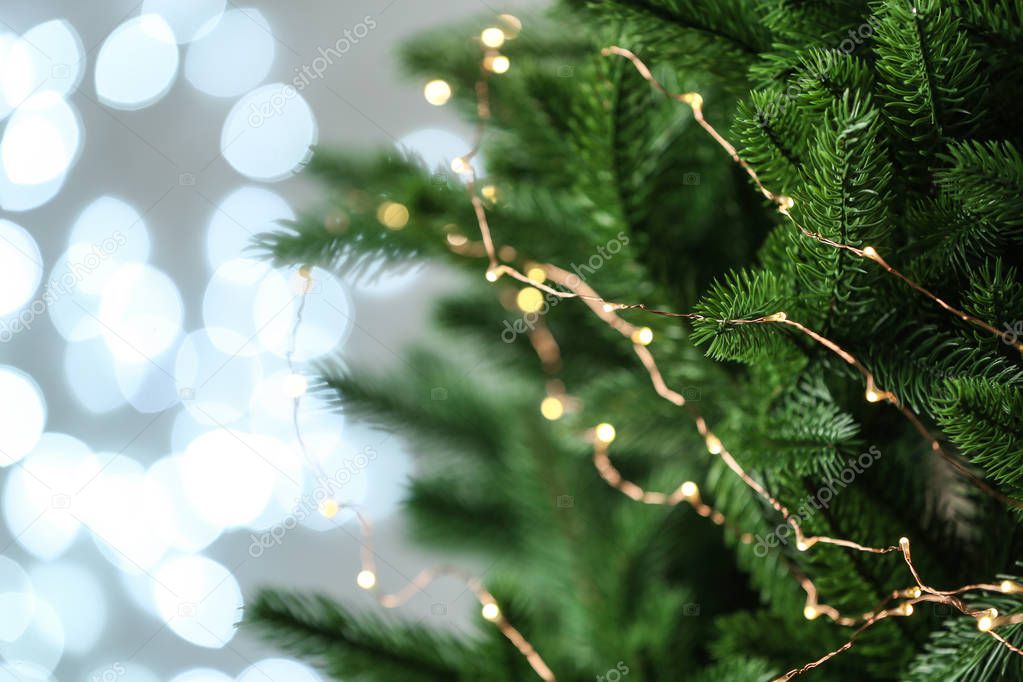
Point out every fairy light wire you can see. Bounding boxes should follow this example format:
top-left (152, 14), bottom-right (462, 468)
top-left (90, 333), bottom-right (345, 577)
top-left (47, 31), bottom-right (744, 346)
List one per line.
top-left (425, 29), bottom-right (1023, 679)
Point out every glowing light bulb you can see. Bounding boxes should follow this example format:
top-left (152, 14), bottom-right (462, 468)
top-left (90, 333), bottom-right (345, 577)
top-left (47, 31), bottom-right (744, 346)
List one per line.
top-left (423, 79), bottom-right (451, 106)
top-left (1001, 580), bottom-right (1017, 593)
top-left (485, 55), bottom-right (510, 74)
top-left (481, 27), bottom-right (505, 48)
top-left (797, 541), bottom-right (809, 551)
top-left (863, 246), bottom-right (878, 259)
top-left (680, 481), bottom-right (698, 499)
top-left (450, 156), bottom-right (469, 174)
top-left (356, 570), bottom-right (377, 590)
top-left (283, 373), bottom-right (308, 398)
top-left (526, 266), bottom-right (546, 284)
top-left (516, 287), bottom-right (544, 313)
top-left (540, 396), bottom-right (564, 421)
top-left (481, 184), bottom-right (498, 201)
top-left (705, 434), bottom-right (723, 455)
top-left (778, 195), bottom-right (795, 212)
top-left (376, 201), bottom-right (409, 230)
top-left (900, 603), bottom-right (914, 616)
top-left (602, 303), bottom-right (614, 313)
top-left (485, 269), bottom-right (499, 283)
top-left (899, 537), bottom-right (910, 548)
top-left (909, 587), bottom-right (922, 599)
top-left (766, 311), bottom-right (787, 322)
top-left (319, 499), bottom-right (340, 519)
top-left (481, 602), bottom-right (500, 621)
top-left (865, 388), bottom-right (882, 403)
top-left (595, 423), bottom-right (616, 444)
top-left (498, 14), bottom-right (522, 38)
top-left (803, 606), bottom-right (818, 620)
top-left (978, 615), bottom-right (994, 632)
top-left (631, 326), bottom-right (653, 346)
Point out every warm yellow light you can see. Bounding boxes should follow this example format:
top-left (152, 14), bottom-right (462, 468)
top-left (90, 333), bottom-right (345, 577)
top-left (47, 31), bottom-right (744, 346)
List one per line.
top-left (320, 499), bottom-right (340, 519)
top-left (602, 303), bottom-right (615, 313)
top-left (865, 388), bottom-right (882, 403)
top-left (595, 423), bottom-right (616, 444)
top-left (283, 373), bottom-right (308, 398)
top-left (778, 195), bottom-right (795, 212)
top-left (909, 587), bottom-right (922, 599)
top-left (481, 27), bottom-right (506, 48)
top-left (447, 233), bottom-right (468, 247)
top-left (481, 184), bottom-right (498, 201)
top-left (1001, 580), bottom-right (1017, 593)
top-left (377, 201), bottom-right (409, 230)
top-left (481, 602), bottom-right (501, 621)
top-left (766, 311), bottom-right (787, 322)
top-left (978, 615), bottom-right (994, 632)
top-left (863, 245), bottom-right (878, 259)
top-left (803, 606), bottom-right (818, 620)
top-left (899, 537), bottom-right (910, 548)
top-left (450, 156), bottom-right (469, 174)
top-left (705, 434), bottom-right (723, 455)
top-left (498, 14), bottom-right (522, 38)
top-left (356, 570), bottom-right (377, 590)
top-left (526, 266), bottom-right (547, 284)
top-left (423, 79), bottom-right (452, 106)
top-left (680, 481), bottom-right (698, 499)
top-left (485, 269), bottom-right (499, 283)
top-left (516, 287), bottom-right (544, 313)
top-left (540, 396), bottom-right (564, 421)
top-left (796, 541), bottom-right (809, 551)
top-left (901, 603), bottom-right (914, 616)
top-left (631, 326), bottom-right (653, 346)
top-left (486, 55), bottom-right (510, 74)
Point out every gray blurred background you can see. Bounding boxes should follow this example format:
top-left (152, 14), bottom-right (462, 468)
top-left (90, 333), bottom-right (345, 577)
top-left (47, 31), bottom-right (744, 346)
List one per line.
top-left (0, 1), bottom-right (541, 679)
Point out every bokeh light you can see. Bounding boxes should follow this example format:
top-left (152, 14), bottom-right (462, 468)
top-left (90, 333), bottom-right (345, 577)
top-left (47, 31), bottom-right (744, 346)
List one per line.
top-left (95, 15), bottom-right (179, 110)
top-left (202, 258), bottom-right (288, 355)
top-left (397, 128), bottom-right (474, 175)
top-left (2, 433), bottom-right (97, 559)
top-left (0, 598), bottom-right (64, 674)
top-left (67, 195), bottom-right (151, 295)
top-left (175, 328), bottom-right (263, 423)
top-left (28, 561), bottom-right (106, 655)
top-left (144, 456), bottom-right (223, 553)
top-left (206, 187), bottom-right (294, 269)
top-left (0, 556), bottom-right (34, 642)
top-left (0, 366), bottom-right (45, 467)
top-left (221, 83), bottom-right (317, 181)
top-left (1, 92), bottom-right (81, 186)
top-left (169, 670), bottom-right (233, 682)
top-left (97, 263), bottom-right (183, 364)
top-left (0, 20), bottom-right (83, 107)
top-left (64, 339), bottom-right (125, 413)
top-left (141, 0), bottom-right (226, 44)
top-left (185, 8), bottom-right (274, 97)
top-left (0, 219), bottom-right (42, 317)
top-left (150, 555), bottom-right (242, 648)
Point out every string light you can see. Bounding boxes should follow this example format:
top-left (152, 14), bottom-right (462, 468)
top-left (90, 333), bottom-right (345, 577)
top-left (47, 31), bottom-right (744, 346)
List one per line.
top-left (450, 156), bottom-right (469, 174)
top-left (423, 79), bottom-right (452, 106)
top-left (481, 601), bottom-right (501, 621)
top-left (485, 268), bottom-right (500, 282)
top-left (516, 287), bottom-right (544, 313)
top-left (498, 14), bottom-right (522, 39)
top-left (526, 266), bottom-right (547, 284)
top-left (594, 422), bottom-right (616, 444)
top-left (319, 499), bottom-right (339, 519)
top-left (481, 27), bottom-right (506, 48)
top-left (356, 570), bottom-right (377, 590)
top-left (604, 45), bottom-right (1017, 353)
top-left (485, 54), bottom-right (511, 74)
top-left (540, 396), bottom-right (564, 421)
top-left (376, 201), bottom-right (409, 230)
top-left (481, 184), bottom-right (498, 201)
top-left (631, 326), bottom-right (654, 345)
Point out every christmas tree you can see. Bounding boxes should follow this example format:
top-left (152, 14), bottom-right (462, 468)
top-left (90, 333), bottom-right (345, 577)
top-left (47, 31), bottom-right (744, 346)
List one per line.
top-left (243, 1), bottom-right (1023, 680)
